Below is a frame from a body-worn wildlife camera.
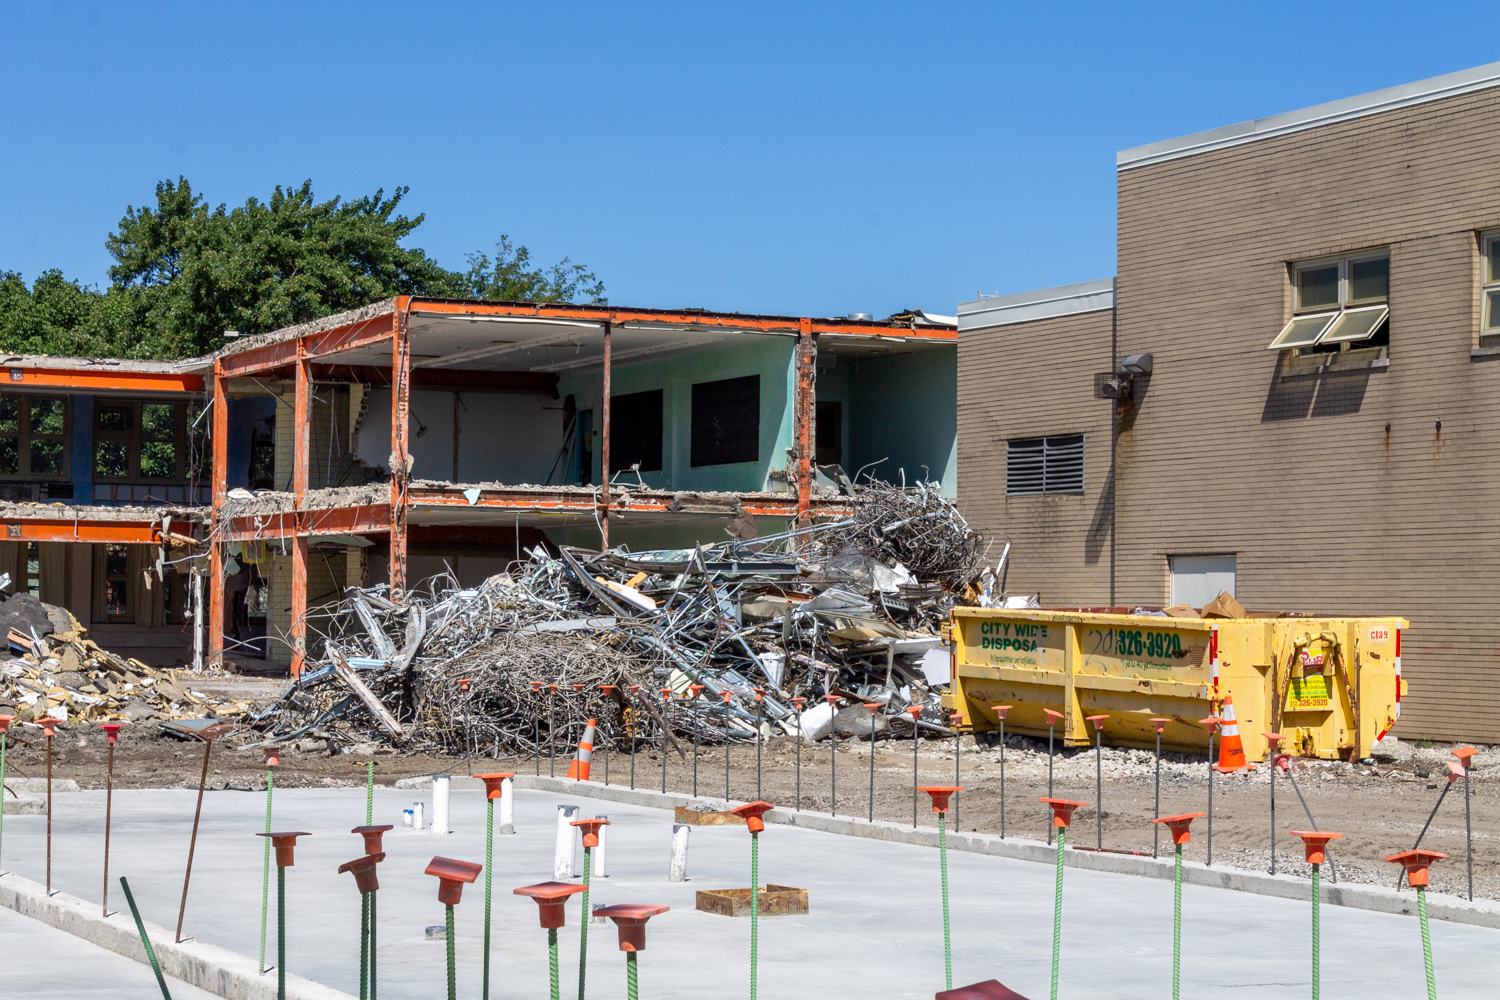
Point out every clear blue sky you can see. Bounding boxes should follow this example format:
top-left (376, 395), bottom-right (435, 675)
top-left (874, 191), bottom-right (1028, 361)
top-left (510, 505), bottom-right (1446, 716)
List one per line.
top-left (3, 3), bottom-right (1498, 319)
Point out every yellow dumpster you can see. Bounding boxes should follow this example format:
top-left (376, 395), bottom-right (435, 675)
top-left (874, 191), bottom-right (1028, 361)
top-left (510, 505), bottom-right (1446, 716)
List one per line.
top-left (945, 608), bottom-right (1407, 762)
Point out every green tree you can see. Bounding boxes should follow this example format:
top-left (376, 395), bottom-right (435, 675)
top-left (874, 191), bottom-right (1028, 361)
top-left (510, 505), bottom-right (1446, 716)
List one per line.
top-left (461, 236), bottom-right (606, 305)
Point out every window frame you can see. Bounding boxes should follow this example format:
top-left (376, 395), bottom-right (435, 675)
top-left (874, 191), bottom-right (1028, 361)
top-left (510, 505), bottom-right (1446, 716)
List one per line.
top-left (1006, 433), bottom-right (1085, 496)
top-left (93, 399), bottom-right (200, 484)
top-left (1480, 231), bottom-right (1500, 347)
top-left (1271, 250), bottom-right (1390, 355)
top-left (690, 374), bottom-right (761, 468)
top-left (0, 393), bottom-right (72, 481)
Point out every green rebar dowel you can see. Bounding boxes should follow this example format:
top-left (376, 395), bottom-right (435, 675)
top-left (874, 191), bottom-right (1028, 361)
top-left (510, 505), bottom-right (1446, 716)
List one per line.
top-left (750, 832), bottom-right (760, 1000)
top-left (579, 847), bottom-right (592, 1000)
top-left (1311, 862), bottom-right (1321, 1000)
top-left (549, 927), bottom-right (561, 1000)
top-left (370, 891), bottom-right (378, 1000)
top-left (359, 892), bottom-right (369, 1000)
top-left (366, 762), bottom-right (374, 825)
top-left (120, 877), bottom-right (173, 1000)
top-left (278, 866), bottom-right (287, 1000)
top-left (939, 811), bottom-right (952, 990)
top-left (483, 797), bottom-right (494, 1000)
top-left (446, 904), bottom-right (456, 1000)
top-left (1050, 827), bottom-right (1064, 1000)
top-left (1418, 886), bottom-right (1436, 1000)
top-left (259, 765), bottom-right (274, 974)
top-left (1172, 845), bottom-right (1182, 1000)
top-left (626, 951), bottom-right (639, 1000)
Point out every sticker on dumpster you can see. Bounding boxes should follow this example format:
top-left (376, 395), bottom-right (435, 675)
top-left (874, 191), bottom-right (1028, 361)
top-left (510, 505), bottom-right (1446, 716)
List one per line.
top-left (1298, 649), bottom-right (1326, 668)
top-left (1369, 626), bottom-right (1390, 643)
top-left (1287, 674), bottom-right (1331, 711)
top-left (966, 620), bottom-right (1062, 669)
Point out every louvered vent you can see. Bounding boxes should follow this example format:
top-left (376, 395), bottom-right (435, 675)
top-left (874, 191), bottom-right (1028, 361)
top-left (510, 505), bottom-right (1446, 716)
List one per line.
top-left (1007, 435), bottom-right (1084, 495)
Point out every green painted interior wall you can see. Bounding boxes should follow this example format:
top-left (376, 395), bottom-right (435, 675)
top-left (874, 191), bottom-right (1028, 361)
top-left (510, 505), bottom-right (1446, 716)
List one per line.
top-left (557, 335), bottom-right (797, 493)
top-left (547, 517), bottom-right (791, 553)
top-left (835, 348), bottom-right (957, 496)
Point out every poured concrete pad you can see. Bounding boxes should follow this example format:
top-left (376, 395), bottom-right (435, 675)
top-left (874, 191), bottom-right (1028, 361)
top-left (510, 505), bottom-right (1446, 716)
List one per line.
top-left (0, 783), bottom-right (1496, 999)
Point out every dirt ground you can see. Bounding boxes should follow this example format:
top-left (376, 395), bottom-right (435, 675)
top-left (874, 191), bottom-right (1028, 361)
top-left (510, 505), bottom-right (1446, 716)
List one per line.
top-left (7, 674), bottom-right (1494, 902)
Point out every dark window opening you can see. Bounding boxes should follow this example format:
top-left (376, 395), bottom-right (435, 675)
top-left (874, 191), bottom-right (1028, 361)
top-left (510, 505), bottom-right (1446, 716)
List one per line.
top-left (815, 402), bottom-right (843, 466)
top-left (0, 394), bottom-right (70, 479)
top-left (610, 389), bottom-right (664, 473)
top-left (104, 543), bottom-right (130, 621)
top-left (1007, 434), bottom-right (1084, 495)
top-left (691, 375), bottom-right (760, 467)
top-left (250, 416), bottom-right (276, 490)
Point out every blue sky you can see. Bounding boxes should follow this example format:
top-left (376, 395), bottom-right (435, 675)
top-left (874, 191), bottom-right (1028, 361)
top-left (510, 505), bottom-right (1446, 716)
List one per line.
top-left (3, 3), bottom-right (1498, 319)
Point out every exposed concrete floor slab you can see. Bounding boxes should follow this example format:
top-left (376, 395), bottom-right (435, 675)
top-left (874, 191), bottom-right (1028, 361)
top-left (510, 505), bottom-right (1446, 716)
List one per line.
top-left (0, 785), bottom-right (1494, 999)
top-left (0, 901), bottom-right (219, 999)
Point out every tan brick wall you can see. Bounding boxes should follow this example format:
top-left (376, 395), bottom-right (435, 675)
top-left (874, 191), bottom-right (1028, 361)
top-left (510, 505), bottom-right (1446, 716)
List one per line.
top-left (272, 383), bottom-right (351, 492)
top-left (267, 546), bottom-right (345, 668)
top-left (1116, 86), bottom-right (1500, 741)
top-left (957, 309), bottom-right (1115, 606)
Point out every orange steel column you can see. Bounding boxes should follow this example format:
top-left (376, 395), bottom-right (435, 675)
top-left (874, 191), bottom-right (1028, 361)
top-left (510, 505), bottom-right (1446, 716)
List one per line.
top-left (208, 359), bottom-right (228, 669)
top-left (794, 319), bottom-right (816, 530)
top-left (290, 348), bottom-right (310, 678)
top-left (600, 320), bottom-right (611, 549)
top-left (389, 300), bottom-right (411, 603)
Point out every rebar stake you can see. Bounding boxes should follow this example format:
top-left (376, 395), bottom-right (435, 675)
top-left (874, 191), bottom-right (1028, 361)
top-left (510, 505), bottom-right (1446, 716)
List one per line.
top-left (1264, 733), bottom-right (1284, 875)
top-left (729, 802), bottom-right (775, 1000)
top-left (1198, 716), bottom-right (1220, 868)
top-left (659, 688), bottom-right (673, 794)
top-left (548, 684), bottom-right (559, 777)
top-left (0, 714), bottom-right (11, 872)
top-left (1150, 718), bottom-right (1169, 859)
top-left (1454, 747), bottom-right (1477, 901)
top-left (530, 681), bottom-right (543, 775)
top-left (824, 695), bottom-right (841, 816)
top-left (722, 690), bottom-right (735, 800)
top-left (905, 705), bottom-right (922, 828)
top-left (120, 877), bottom-right (173, 1000)
top-left (1087, 715), bottom-right (1108, 850)
top-left (1388, 849), bottom-right (1445, 1000)
top-left (862, 702), bottom-right (880, 822)
top-left (598, 685), bottom-right (617, 785)
top-left (101, 722), bottom-right (127, 916)
top-left (791, 697), bottom-right (806, 811)
top-left (688, 685), bottom-right (704, 797)
top-left (39, 715), bottom-right (57, 893)
top-left (177, 721), bottom-right (233, 942)
top-left (572, 818), bottom-right (611, 1000)
top-left (1291, 830), bottom-right (1341, 1000)
top-left (259, 832), bottom-right (311, 1000)
top-left (1040, 798), bottom-right (1086, 1000)
top-left (950, 712), bottom-right (966, 833)
top-left (476, 774), bottom-right (514, 1000)
top-left (259, 748), bottom-right (278, 974)
top-left (754, 689), bottom-right (767, 801)
top-left (594, 904), bottom-right (669, 1000)
top-left (997, 706), bottom-right (1012, 839)
top-left (918, 787), bottom-right (961, 990)
top-left (628, 685), bottom-right (641, 789)
top-left (515, 880), bottom-right (587, 1000)
top-left (426, 856), bottom-right (482, 1000)
top-left (1043, 710), bottom-right (1062, 846)
top-left (1281, 755), bottom-right (1342, 884)
top-left (1152, 813), bottom-right (1202, 1000)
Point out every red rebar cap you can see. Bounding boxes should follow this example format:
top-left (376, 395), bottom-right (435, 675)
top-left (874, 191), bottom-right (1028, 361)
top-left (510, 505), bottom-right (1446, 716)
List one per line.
top-left (903, 705), bottom-right (921, 720)
top-left (530, 681), bottom-right (542, 693)
top-left (457, 678), bottom-right (472, 692)
top-left (426, 856), bottom-right (483, 906)
top-left (571, 817), bottom-right (611, 848)
top-left (100, 722), bottom-right (127, 744)
top-left (917, 786), bottom-right (963, 814)
top-left (573, 683), bottom-right (586, 694)
top-left (1443, 761), bottom-right (1465, 784)
top-left (547, 684), bottom-right (560, 695)
top-left (1452, 746), bottom-right (1478, 770)
top-left (1086, 714), bottom-right (1108, 731)
top-left (627, 685), bottom-right (641, 694)
top-left (721, 690), bottom-right (734, 703)
top-left (754, 688), bottom-right (766, 703)
top-left (1150, 718), bottom-right (1171, 733)
top-left (660, 688), bottom-right (674, 700)
top-left (34, 716), bottom-right (59, 737)
top-left (514, 881), bottom-right (586, 929)
top-left (1386, 849), bottom-right (1447, 887)
top-left (688, 684), bottom-right (705, 699)
top-left (258, 831), bottom-right (312, 867)
top-left (1289, 830), bottom-right (1343, 864)
top-left (262, 746), bottom-right (281, 767)
top-left (338, 852), bottom-right (386, 894)
top-left (862, 702), bottom-right (880, 715)
top-left (599, 684), bottom-right (617, 696)
top-left (1262, 731), bottom-right (1284, 746)
top-left (474, 772), bottom-right (515, 799)
top-left (791, 697), bottom-right (806, 709)
top-left (949, 712), bottom-right (964, 727)
top-left (994, 705), bottom-right (1012, 721)
top-left (1198, 716), bottom-right (1221, 732)
top-left (729, 800), bottom-right (776, 833)
top-left (352, 824), bottom-right (395, 854)
top-left (0, 714), bottom-right (13, 734)
top-left (1151, 812), bottom-right (1205, 846)
top-left (823, 694), bottom-right (841, 706)
top-left (1043, 709), bottom-right (1063, 725)
top-left (593, 903), bottom-right (670, 952)
top-left (1039, 798), bottom-right (1088, 829)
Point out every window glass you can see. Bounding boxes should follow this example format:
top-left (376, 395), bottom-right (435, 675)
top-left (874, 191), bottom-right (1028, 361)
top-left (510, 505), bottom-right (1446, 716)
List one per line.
top-left (30, 439), bottom-right (64, 474)
top-left (105, 544), bottom-right (128, 576)
top-left (690, 375), bottom-right (760, 467)
top-left (29, 398), bottom-right (64, 435)
top-left (1490, 237), bottom-right (1500, 284)
top-left (1348, 257), bottom-right (1389, 302)
top-left (0, 437), bottom-right (17, 475)
top-left (1487, 289), bottom-right (1500, 331)
top-left (142, 403), bottom-right (175, 439)
top-left (140, 441), bottom-right (175, 478)
top-left (98, 406), bottom-right (131, 431)
top-left (1267, 312), bottom-right (1338, 350)
top-left (95, 440), bottom-right (129, 477)
top-left (1297, 265), bottom-right (1340, 310)
top-left (106, 579), bottom-right (128, 618)
top-left (0, 398), bottom-right (18, 434)
top-left (1320, 305), bottom-right (1389, 345)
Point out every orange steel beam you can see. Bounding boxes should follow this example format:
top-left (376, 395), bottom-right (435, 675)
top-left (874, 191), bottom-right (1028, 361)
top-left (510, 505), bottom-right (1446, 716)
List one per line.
top-left (220, 505), bottom-right (393, 542)
top-left (217, 313), bottom-right (396, 377)
top-left (209, 359), bottom-right (228, 669)
top-left (0, 367), bottom-right (205, 393)
top-left (290, 353), bottom-right (310, 678)
top-left (600, 320), bottom-right (611, 548)
top-left (406, 298), bottom-right (956, 342)
top-left (0, 520), bottom-right (160, 544)
top-left (406, 490), bottom-right (848, 519)
top-left (795, 321), bottom-right (816, 529)
top-left (389, 298), bottom-right (411, 602)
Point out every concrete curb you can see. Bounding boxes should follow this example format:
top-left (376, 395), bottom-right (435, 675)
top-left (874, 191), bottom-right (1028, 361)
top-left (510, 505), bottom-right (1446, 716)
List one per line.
top-left (0, 871), bottom-right (355, 1000)
top-left (510, 774), bottom-right (1500, 930)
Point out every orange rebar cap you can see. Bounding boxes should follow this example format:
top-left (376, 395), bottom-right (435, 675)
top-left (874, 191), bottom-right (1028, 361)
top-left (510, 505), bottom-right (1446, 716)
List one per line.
top-left (0, 714), bottom-right (13, 734)
top-left (1039, 798), bottom-right (1088, 829)
top-left (1263, 731), bottom-right (1284, 746)
top-left (262, 746), bottom-right (281, 767)
top-left (791, 697), bottom-right (806, 709)
top-left (547, 683), bottom-right (559, 695)
top-left (1152, 812), bottom-right (1205, 846)
top-left (101, 722), bottom-right (127, 744)
top-left (1443, 761), bottom-right (1465, 784)
top-left (571, 817), bottom-right (611, 848)
top-left (1386, 849), bottom-right (1446, 887)
top-left (1198, 716), bottom-right (1221, 732)
top-left (688, 684), bottom-right (705, 699)
top-left (730, 800), bottom-right (775, 833)
top-left (720, 690), bottom-right (734, 703)
top-left (1043, 709), bottom-right (1064, 726)
top-left (599, 684), bottom-right (617, 696)
top-left (258, 831), bottom-right (312, 867)
top-left (905, 705), bottom-right (922, 720)
top-left (1086, 714), bottom-right (1108, 731)
top-left (457, 678), bottom-right (472, 692)
top-left (530, 681), bottom-right (542, 693)
top-left (1452, 746), bottom-right (1478, 771)
top-left (474, 772), bottom-right (515, 799)
top-left (514, 881), bottom-right (586, 929)
top-left (823, 693), bottom-right (841, 705)
top-left (1150, 718), bottom-right (1170, 733)
top-left (862, 702), bottom-right (880, 715)
top-left (426, 856), bottom-right (483, 906)
top-left (918, 786), bottom-right (963, 814)
top-left (994, 705), bottom-right (1012, 721)
top-left (338, 852), bottom-right (386, 894)
top-left (593, 903), bottom-right (670, 952)
top-left (35, 716), bottom-right (59, 737)
top-left (352, 824), bottom-right (395, 854)
top-left (1289, 830), bottom-right (1343, 864)
top-left (574, 683), bottom-right (587, 694)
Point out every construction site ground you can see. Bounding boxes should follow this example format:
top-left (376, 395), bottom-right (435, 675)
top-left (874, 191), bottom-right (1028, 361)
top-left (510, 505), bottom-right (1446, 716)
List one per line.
top-left (3, 783), bottom-right (1496, 1000)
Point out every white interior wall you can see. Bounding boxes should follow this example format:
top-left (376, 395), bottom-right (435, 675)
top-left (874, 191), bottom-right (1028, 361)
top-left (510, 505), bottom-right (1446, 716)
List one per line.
top-left (358, 387), bottom-right (563, 484)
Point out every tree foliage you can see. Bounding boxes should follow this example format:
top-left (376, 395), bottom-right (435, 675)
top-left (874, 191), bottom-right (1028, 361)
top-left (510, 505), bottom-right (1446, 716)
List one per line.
top-left (0, 177), bottom-right (606, 360)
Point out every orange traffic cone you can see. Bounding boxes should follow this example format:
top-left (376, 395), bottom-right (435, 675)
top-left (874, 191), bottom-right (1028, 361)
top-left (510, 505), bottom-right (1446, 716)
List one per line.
top-left (1216, 696), bottom-right (1248, 771)
top-left (566, 719), bottom-right (597, 780)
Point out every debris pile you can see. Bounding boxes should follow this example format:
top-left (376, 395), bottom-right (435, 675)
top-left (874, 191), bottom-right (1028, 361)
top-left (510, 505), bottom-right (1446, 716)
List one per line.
top-left (0, 592), bottom-right (252, 725)
top-left (247, 482), bottom-right (993, 757)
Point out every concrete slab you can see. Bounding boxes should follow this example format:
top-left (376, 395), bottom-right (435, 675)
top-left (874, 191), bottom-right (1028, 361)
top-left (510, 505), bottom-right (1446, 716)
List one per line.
top-left (0, 784), bottom-right (1494, 999)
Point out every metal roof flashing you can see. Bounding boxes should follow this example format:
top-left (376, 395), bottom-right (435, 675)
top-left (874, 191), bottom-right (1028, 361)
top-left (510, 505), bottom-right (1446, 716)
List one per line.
top-left (1118, 60), bottom-right (1500, 170)
top-left (958, 278), bottom-right (1115, 331)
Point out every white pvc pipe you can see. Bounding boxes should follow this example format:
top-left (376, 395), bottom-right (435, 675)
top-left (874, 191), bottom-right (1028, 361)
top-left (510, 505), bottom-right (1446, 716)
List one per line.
top-left (668, 823), bottom-right (690, 882)
top-left (412, 802), bottom-right (425, 830)
top-left (432, 774), bottom-right (450, 835)
top-left (594, 814), bottom-right (609, 877)
top-left (498, 776), bottom-right (516, 835)
top-left (554, 804), bottom-right (580, 878)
